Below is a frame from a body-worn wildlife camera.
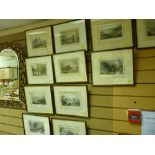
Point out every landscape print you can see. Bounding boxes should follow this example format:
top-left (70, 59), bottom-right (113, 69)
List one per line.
top-left (60, 28), bottom-right (79, 45)
top-left (59, 125), bottom-right (80, 135)
top-left (31, 36), bottom-right (47, 49)
top-left (30, 91), bottom-right (46, 105)
top-left (100, 58), bottom-right (124, 75)
top-left (100, 23), bottom-right (122, 40)
top-left (31, 63), bottom-right (47, 76)
top-left (145, 20), bottom-right (155, 37)
top-left (59, 58), bottom-right (79, 74)
top-left (28, 120), bottom-right (45, 134)
top-left (60, 92), bottom-right (80, 107)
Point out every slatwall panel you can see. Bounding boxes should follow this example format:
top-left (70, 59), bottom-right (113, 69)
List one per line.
top-left (0, 19), bottom-right (154, 135)
top-left (113, 48), bottom-right (155, 135)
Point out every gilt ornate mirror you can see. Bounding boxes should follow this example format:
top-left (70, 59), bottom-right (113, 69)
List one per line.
top-left (0, 42), bottom-right (26, 109)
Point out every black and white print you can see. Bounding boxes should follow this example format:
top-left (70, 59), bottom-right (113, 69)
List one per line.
top-left (100, 24), bottom-right (122, 40)
top-left (145, 20), bottom-right (155, 37)
top-left (30, 91), bottom-right (46, 105)
top-left (28, 120), bottom-right (45, 134)
top-left (60, 29), bottom-right (79, 45)
top-left (59, 58), bottom-right (79, 74)
top-left (60, 92), bottom-right (80, 107)
top-left (31, 36), bottom-right (47, 49)
top-left (100, 58), bottom-right (124, 75)
top-left (59, 126), bottom-right (79, 135)
top-left (31, 63), bottom-right (47, 76)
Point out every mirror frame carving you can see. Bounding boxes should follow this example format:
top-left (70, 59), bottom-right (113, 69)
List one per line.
top-left (0, 42), bottom-right (26, 109)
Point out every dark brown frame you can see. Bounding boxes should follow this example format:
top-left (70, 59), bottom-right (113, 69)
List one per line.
top-left (53, 85), bottom-right (89, 118)
top-left (51, 118), bottom-right (87, 135)
top-left (53, 50), bottom-right (88, 83)
top-left (24, 85), bottom-right (54, 114)
top-left (91, 48), bottom-right (134, 86)
top-left (25, 26), bottom-right (53, 58)
top-left (0, 42), bottom-right (26, 109)
top-left (22, 113), bottom-right (51, 135)
top-left (25, 56), bottom-right (54, 84)
top-left (53, 19), bottom-right (88, 53)
top-left (90, 19), bottom-right (134, 52)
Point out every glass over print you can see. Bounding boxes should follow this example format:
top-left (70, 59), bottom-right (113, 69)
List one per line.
top-left (91, 49), bottom-right (134, 85)
top-left (54, 20), bottom-right (87, 53)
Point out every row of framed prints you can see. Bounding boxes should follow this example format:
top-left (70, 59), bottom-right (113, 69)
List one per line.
top-left (23, 114), bottom-right (86, 135)
top-left (25, 19), bottom-right (155, 58)
top-left (24, 86), bottom-right (88, 117)
top-left (26, 49), bottom-right (134, 85)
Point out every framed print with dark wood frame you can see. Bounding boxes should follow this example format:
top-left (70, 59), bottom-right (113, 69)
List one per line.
top-left (53, 20), bottom-right (87, 53)
top-left (52, 119), bottom-right (86, 135)
top-left (137, 19), bottom-right (155, 48)
top-left (23, 114), bottom-right (51, 135)
top-left (24, 86), bottom-right (53, 114)
top-left (91, 19), bottom-right (133, 51)
top-left (53, 51), bottom-right (87, 83)
top-left (26, 56), bottom-right (54, 84)
top-left (91, 49), bottom-right (134, 85)
top-left (26, 26), bottom-right (53, 57)
top-left (53, 86), bottom-right (88, 117)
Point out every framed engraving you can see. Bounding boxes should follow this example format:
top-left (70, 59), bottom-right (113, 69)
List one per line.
top-left (24, 86), bottom-right (53, 114)
top-left (23, 114), bottom-right (50, 135)
top-left (91, 49), bottom-right (134, 85)
top-left (53, 51), bottom-right (87, 83)
top-left (91, 19), bottom-right (133, 51)
top-left (137, 19), bottom-right (155, 48)
top-left (53, 86), bottom-right (88, 117)
top-left (52, 119), bottom-right (86, 135)
top-left (26, 56), bottom-right (54, 84)
top-left (53, 20), bottom-right (87, 53)
top-left (26, 26), bottom-right (53, 57)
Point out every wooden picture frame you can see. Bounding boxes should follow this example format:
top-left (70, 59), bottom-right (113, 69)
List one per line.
top-left (53, 86), bottom-right (88, 117)
top-left (91, 19), bottom-right (133, 51)
top-left (23, 114), bottom-right (51, 135)
top-left (53, 20), bottom-right (87, 53)
top-left (26, 56), bottom-right (54, 84)
top-left (137, 19), bottom-right (155, 48)
top-left (91, 49), bottom-right (134, 85)
top-left (53, 51), bottom-right (87, 83)
top-left (26, 26), bottom-right (53, 57)
top-left (52, 119), bottom-right (86, 135)
top-left (24, 86), bottom-right (53, 114)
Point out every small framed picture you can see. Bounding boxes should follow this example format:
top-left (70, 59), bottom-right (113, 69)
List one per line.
top-left (91, 19), bottom-right (133, 51)
top-left (53, 20), bottom-right (87, 53)
top-left (137, 19), bottom-right (155, 48)
top-left (53, 86), bottom-right (88, 117)
top-left (52, 119), bottom-right (86, 135)
top-left (23, 114), bottom-right (51, 135)
top-left (26, 56), bottom-right (54, 84)
top-left (91, 49), bottom-right (134, 85)
top-left (24, 86), bottom-right (53, 114)
top-left (26, 26), bottom-right (53, 57)
top-left (53, 51), bottom-right (87, 83)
